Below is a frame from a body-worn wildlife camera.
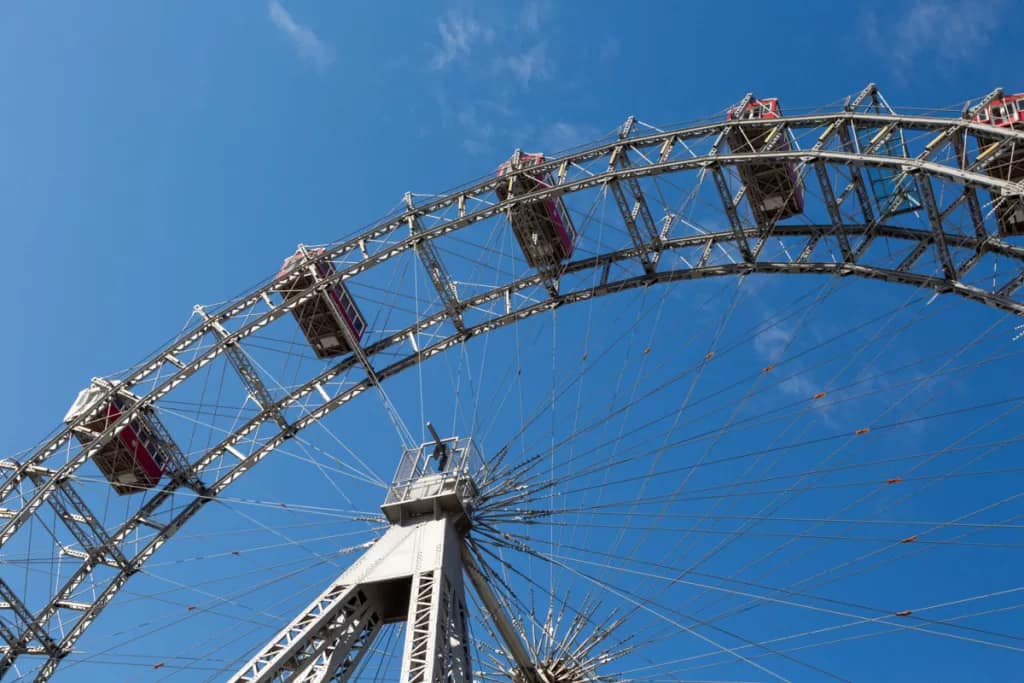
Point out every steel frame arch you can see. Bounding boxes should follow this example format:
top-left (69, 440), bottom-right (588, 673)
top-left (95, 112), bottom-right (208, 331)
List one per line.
top-left (4, 92), bottom-right (1024, 680)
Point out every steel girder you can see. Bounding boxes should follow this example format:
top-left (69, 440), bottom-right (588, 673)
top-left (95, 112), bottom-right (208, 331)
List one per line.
top-left (229, 518), bottom-right (474, 683)
top-left (5, 105), bottom-right (1024, 680)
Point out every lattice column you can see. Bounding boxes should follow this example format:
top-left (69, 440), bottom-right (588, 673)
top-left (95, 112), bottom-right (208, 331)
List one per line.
top-left (230, 516), bottom-right (470, 683)
top-left (399, 534), bottom-right (471, 683)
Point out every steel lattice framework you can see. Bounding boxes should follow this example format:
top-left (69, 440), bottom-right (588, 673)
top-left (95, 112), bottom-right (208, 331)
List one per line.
top-left (4, 84), bottom-right (1024, 681)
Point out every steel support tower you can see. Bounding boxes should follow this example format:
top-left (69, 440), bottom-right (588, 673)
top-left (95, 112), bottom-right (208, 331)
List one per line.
top-left (229, 435), bottom-right (541, 683)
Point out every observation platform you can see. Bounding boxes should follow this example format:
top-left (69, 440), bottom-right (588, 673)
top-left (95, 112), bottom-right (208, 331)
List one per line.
top-left (380, 434), bottom-right (483, 533)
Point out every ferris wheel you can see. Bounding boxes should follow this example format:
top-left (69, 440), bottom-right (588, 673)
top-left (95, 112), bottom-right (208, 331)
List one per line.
top-left (4, 83), bottom-right (1024, 681)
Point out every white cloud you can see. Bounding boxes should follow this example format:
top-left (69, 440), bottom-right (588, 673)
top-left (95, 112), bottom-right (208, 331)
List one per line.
top-left (268, 0), bottom-right (334, 71)
top-left (863, 0), bottom-right (1002, 73)
top-left (431, 12), bottom-right (495, 70)
top-left (539, 122), bottom-right (602, 152)
top-left (521, 1), bottom-right (543, 33)
top-left (750, 319), bottom-right (845, 427)
top-left (752, 325), bottom-right (792, 365)
top-left (494, 43), bottom-right (549, 87)
top-left (777, 373), bottom-right (818, 402)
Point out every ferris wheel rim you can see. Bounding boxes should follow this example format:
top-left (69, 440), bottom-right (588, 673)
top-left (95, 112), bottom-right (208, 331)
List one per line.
top-left (25, 112), bottom-right (1024, 478)
top-left (7, 94), bottom-right (1024, 680)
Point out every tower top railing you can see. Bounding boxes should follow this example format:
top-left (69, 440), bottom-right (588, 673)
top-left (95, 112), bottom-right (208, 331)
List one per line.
top-left (382, 436), bottom-right (484, 529)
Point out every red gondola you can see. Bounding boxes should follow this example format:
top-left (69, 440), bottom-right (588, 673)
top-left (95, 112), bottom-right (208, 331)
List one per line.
top-left (64, 381), bottom-right (169, 495)
top-left (275, 247), bottom-right (366, 359)
top-left (726, 98), bottom-right (804, 223)
top-left (973, 93), bottom-right (1024, 128)
top-left (972, 93), bottom-right (1024, 236)
top-left (496, 151), bottom-right (576, 268)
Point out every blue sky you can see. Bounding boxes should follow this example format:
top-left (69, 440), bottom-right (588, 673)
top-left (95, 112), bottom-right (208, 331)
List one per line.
top-left (3, 1), bottom-right (1024, 681)
top-left (1, 0), bottom-right (1020, 447)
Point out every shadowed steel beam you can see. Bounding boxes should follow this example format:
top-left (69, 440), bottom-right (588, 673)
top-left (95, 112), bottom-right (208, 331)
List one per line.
top-left (461, 546), bottom-right (539, 683)
top-left (915, 171), bottom-right (958, 280)
top-left (815, 163), bottom-right (854, 262)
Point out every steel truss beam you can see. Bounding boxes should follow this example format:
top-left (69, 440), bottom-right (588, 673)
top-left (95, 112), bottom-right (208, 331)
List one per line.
top-left (405, 192), bottom-right (466, 332)
top-left (7, 103), bottom-right (1024, 680)
top-left (12, 218), bottom-right (1024, 680)
top-left (11, 220), bottom-right (1024, 681)
top-left (606, 116), bottom-right (662, 273)
top-left (709, 161), bottom-right (754, 262)
top-left (836, 124), bottom-right (876, 226)
top-left (0, 580), bottom-right (60, 662)
top-left (914, 170), bottom-right (958, 280)
top-left (43, 477), bottom-right (128, 571)
top-left (196, 305), bottom-right (294, 435)
top-left (712, 93), bottom-right (757, 262)
top-left (814, 163), bottom-right (855, 263)
top-left (13, 115), bottom-right (1024, 503)
top-left (231, 517), bottom-right (473, 683)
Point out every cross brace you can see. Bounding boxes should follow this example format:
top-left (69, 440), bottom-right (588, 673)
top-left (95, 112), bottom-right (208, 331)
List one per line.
top-left (45, 478), bottom-right (128, 570)
top-left (405, 193), bottom-right (466, 332)
top-left (195, 305), bottom-right (294, 435)
top-left (0, 579), bottom-right (61, 661)
top-left (814, 163), bottom-right (854, 263)
top-left (709, 162), bottom-right (754, 263)
top-left (607, 117), bottom-right (662, 273)
top-left (230, 518), bottom-right (473, 683)
top-left (836, 124), bottom-right (876, 224)
top-left (915, 172), bottom-right (958, 281)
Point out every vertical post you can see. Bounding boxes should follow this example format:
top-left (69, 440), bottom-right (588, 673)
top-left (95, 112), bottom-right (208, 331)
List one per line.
top-left (229, 437), bottom-right (520, 683)
top-left (229, 519), bottom-right (473, 683)
top-left (400, 518), bottom-right (471, 683)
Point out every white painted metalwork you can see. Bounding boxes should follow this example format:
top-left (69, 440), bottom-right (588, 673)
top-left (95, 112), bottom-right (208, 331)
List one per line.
top-left (230, 437), bottom-right (528, 683)
top-left (3, 84), bottom-right (1024, 680)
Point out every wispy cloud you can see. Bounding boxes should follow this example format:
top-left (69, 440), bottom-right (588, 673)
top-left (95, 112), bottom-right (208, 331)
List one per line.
top-left (521, 1), bottom-right (544, 33)
top-left (752, 325), bottom-right (792, 365)
top-left (539, 122), bottom-right (602, 152)
top-left (456, 106), bottom-right (498, 156)
top-left (863, 0), bottom-right (1002, 74)
top-left (431, 12), bottom-right (495, 70)
top-left (598, 38), bottom-right (620, 64)
top-left (268, 0), bottom-right (334, 71)
top-left (494, 43), bottom-right (549, 86)
top-left (753, 323), bottom-right (820, 398)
